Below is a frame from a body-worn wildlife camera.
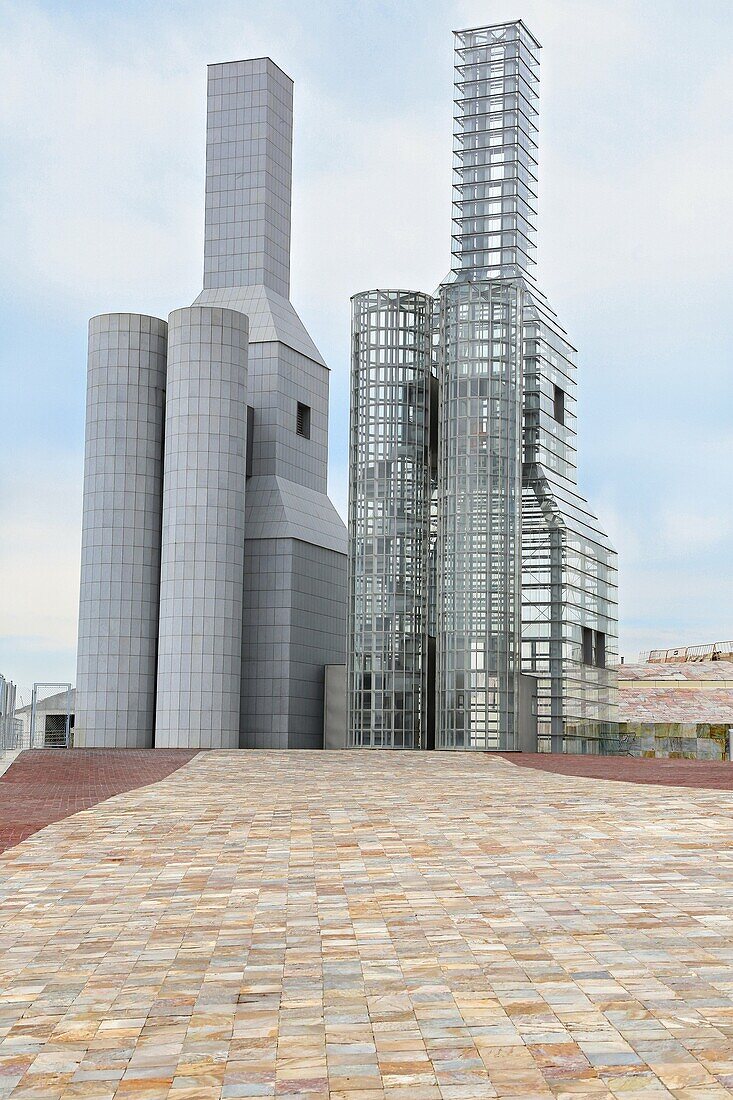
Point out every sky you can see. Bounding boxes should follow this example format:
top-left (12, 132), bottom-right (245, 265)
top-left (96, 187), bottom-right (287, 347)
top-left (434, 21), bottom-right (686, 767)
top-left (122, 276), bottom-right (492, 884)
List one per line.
top-left (1, 0), bottom-right (732, 704)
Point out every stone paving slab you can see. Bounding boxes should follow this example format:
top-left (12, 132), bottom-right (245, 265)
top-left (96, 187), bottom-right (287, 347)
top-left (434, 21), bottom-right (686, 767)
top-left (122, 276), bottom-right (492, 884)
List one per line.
top-left (0, 750), bottom-right (198, 854)
top-left (2, 750), bottom-right (733, 1097)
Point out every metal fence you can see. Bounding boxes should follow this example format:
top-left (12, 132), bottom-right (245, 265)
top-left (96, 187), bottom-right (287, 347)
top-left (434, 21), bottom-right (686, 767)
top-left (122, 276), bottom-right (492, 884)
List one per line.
top-left (642, 640), bottom-right (733, 664)
top-left (1, 679), bottom-right (73, 756)
top-left (0, 675), bottom-right (22, 756)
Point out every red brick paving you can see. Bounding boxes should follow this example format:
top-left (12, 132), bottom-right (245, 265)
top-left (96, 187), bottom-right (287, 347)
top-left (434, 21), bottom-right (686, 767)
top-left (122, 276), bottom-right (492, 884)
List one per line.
top-left (502, 751), bottom-right (733, 790)
top-left (0, 749), bottom-right (198, 854)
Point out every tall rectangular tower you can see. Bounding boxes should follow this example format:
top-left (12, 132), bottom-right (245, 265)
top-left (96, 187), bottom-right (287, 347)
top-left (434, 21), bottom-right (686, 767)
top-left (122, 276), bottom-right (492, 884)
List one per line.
top-left (202, 58), bottom-right (292, 299)
top-left (450, 21), bottom-right (539, 282)
top-left (434, 23), bottom-right (539, 749)
top-left (195, 58), bottom-right (347, 749)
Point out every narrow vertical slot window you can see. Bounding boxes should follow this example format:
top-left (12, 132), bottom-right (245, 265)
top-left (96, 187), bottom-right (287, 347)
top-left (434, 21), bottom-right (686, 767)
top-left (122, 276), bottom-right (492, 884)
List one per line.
top-left (296, 402), bottom-right (311, 439)
top-left (246, 405), bottom-right (254, 477)
top-left (553, 384), bottom-right (565, 425)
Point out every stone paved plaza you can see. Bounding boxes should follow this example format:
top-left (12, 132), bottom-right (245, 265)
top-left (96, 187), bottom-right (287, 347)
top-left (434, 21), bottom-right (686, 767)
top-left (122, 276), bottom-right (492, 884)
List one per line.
top-left (2, 752), bottom-right (733, 1098)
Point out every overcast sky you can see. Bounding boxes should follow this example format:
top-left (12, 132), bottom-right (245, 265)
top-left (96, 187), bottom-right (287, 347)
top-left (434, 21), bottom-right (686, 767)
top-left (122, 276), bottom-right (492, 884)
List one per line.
top-left (1, 0), bottom-right (732, 703)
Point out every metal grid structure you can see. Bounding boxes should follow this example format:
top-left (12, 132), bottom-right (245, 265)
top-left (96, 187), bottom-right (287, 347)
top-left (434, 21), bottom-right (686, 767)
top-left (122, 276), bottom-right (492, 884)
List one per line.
top-left (0, 675), bottom-right (20, 755)
top-left (451, 21), bottom-right (540, 284)
top-left (521, 295), bottom-right (619, 752)
top-left (437, 281), bottom-right (524, 749)
top-left (346, 20), bottom-right (619, 754)
top-left (28, 683), bottom-right (73, 749)
top-left (347, 291), bottom-right (434, 748)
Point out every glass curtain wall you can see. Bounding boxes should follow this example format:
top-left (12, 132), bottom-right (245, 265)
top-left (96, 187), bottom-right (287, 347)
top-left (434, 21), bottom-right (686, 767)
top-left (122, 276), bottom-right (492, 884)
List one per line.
top-left (451, 22), bottom-right (540, 283)
top-left (437, 280), bottom-right (523, 749)
top-left (347, 291), bottom-right (434, 748)
top-left (521, 292), bottom-right (619, 752)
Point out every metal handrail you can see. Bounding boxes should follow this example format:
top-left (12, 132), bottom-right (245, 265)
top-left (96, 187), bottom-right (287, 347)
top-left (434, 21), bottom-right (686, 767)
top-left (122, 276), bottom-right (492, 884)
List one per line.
top-left (641, 640), bottom-right (733, 664)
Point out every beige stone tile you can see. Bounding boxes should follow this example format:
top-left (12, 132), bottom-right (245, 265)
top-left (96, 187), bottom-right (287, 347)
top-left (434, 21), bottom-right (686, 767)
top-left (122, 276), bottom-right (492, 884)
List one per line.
top-left (2, 752), bottom-right (733, 1097)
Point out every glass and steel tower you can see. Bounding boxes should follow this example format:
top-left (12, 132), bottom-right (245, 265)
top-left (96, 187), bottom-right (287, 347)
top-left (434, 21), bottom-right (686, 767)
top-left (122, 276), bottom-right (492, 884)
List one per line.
top-left (347, 20), bottom-right (619, 753)
top-left (436, 23), bottom-right (537, 749)
top-left (347, 291), bottom-right (435, 748)
top-left (521, 288), bottom-right (619, 753)
top-left (437, 282), bottom-right (524, 749)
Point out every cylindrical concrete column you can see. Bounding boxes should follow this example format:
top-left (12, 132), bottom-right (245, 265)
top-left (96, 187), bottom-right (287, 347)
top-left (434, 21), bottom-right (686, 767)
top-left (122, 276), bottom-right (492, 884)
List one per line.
top-left (155, 306), bottom-right (248, 748)
top-left (75, 314), bottom-right (168, 747)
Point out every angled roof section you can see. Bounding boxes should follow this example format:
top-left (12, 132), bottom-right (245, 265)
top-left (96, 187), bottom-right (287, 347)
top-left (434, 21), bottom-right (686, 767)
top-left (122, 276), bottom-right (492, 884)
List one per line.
top-left (245, 475), bottom-right (347, 554)
top-left (193, 285), bottom-right (327, 367)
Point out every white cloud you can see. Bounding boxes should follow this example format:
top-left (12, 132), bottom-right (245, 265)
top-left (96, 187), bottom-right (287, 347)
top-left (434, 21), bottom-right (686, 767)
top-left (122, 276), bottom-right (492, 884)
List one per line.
top-left (0, 7), bottom-right (201, 317)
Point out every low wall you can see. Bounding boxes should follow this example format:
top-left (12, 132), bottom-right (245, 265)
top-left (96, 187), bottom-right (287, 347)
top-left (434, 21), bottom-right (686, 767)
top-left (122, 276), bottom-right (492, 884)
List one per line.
top-left (619, 722), bottom-right (727, 760)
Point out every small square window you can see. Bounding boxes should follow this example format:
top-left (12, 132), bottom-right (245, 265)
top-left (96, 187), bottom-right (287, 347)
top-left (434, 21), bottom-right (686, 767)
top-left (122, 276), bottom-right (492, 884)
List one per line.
top-left (296, 402), bottom-right (311, 439)
top-left (553, 384), bottom-right (565, 425)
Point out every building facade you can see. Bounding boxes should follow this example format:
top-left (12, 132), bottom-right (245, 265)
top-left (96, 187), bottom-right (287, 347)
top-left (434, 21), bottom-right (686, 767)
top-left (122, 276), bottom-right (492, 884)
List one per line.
top-left (76, 57), bottom-right (347, 750)
top-left (347, 21), bottom-right (619, 752)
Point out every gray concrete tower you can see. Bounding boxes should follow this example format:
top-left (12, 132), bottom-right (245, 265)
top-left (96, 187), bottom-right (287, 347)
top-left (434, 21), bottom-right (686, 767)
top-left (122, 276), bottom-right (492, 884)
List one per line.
top-left (155, 307), bottom-right (249, 749)
top-left (203, 58), bottom-right (292, 299)
top-left (75, 314), bottom-right (167, 747)
top-left (195, 58), bottom-right (347, 749)
top-left (76, 57), bottom-right (347, 751)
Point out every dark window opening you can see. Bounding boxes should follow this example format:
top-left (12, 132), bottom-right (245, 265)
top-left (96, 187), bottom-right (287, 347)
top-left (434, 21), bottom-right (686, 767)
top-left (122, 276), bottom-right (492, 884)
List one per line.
top-left (553, 384), bottom-right (565, 425)
top-left (296, 402), bottom-right (311, 439)
top-left (246, 405), bottom-right (254, 478)
top-left (582, 626), bottom-right (594, 666)
top-left (582, 627), bottom-right (606, 668)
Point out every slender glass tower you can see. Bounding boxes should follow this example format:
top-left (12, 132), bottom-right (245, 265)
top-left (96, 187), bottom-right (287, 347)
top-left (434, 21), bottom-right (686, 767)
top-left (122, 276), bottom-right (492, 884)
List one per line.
top-left (435, 23), bottom-right (537, 749)
top-left (348, 291), bottom-right (435, 748)
top-left (437, 281), bottom-right (523, 749)
top-left (347, 20), bottom-right (619, 753)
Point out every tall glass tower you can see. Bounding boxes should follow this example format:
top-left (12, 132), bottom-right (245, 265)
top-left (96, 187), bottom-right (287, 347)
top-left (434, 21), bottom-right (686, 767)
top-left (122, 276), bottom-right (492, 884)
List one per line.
top-left (348, 291), bottom-right (435, 748)
top-left (347, 21), bottom-right (619, 753)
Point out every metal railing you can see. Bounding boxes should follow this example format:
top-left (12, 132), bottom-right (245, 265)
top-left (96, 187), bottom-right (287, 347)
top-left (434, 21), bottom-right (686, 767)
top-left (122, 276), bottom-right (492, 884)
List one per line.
top-left (641, 640), bottom-right (733, 664)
